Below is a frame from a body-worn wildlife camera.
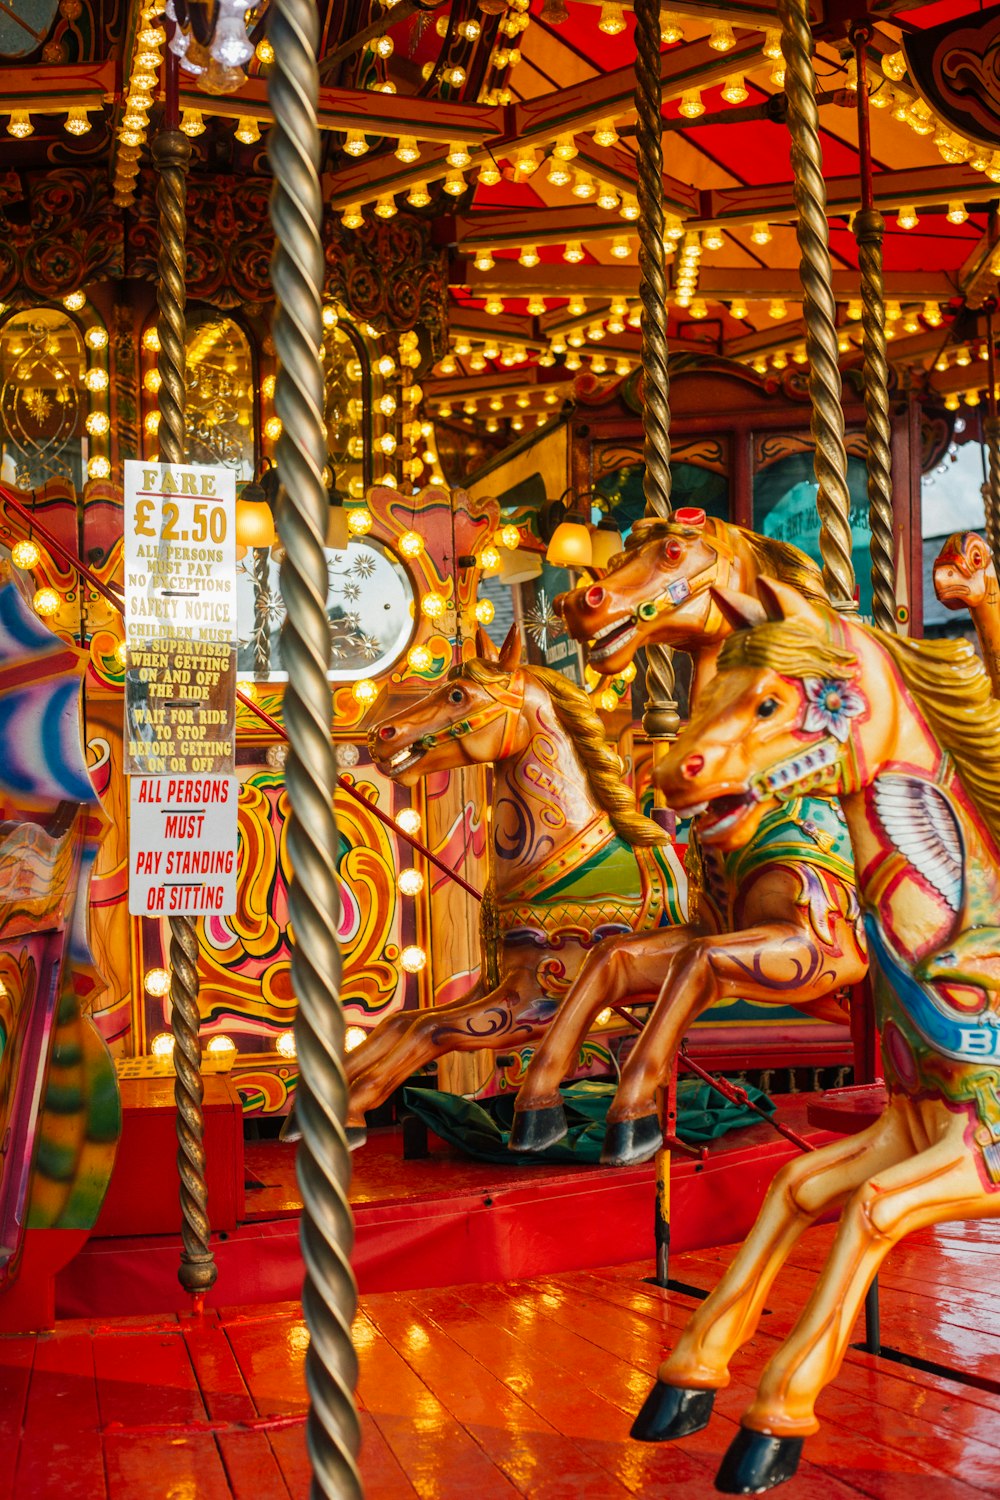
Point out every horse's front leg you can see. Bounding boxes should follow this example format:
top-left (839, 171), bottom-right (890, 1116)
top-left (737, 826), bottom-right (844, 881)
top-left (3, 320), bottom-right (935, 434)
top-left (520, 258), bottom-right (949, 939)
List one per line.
top-left (509, 925), bottom-right (699, 1153)
top-left (347, 977), bottom-right (546, 1133)
top-left (715, 1100), bottom-right (1000, 1493)
top-left (604, 890), bottom-right (864, 1165)
top-left (632, 1101), bottom-right (913, 1452)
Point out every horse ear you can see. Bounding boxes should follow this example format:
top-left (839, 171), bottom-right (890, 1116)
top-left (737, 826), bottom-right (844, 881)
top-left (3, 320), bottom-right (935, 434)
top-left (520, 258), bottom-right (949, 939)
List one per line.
top-left (757, 576), bottom-right (831, 628)
top-left (476, 626), bottom-right (499, 662)
top-left (710, 587), bottom-right (767, 631)
top-left (498, 624), bottom-right (523, 670)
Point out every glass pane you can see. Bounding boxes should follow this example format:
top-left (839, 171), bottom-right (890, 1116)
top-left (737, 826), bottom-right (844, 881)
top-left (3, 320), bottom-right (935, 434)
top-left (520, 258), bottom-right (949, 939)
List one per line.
top-left (185, 316), bottom-right (255, 481)
top-left (595, 461), bottom-right (730, 537)
top-left (0, 310), bottom-right (86, 490)
top-left (236, 536), bottom-right (415, 681)
top-left (323, 321), bottom-right (366, 500)
top-left (753, 450), bottom-right (873, 618)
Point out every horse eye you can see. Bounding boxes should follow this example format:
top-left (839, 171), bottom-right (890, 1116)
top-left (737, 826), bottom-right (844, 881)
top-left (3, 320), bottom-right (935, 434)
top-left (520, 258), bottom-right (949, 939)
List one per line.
top-left (756, 696), bottom-right (779, 719)
top-left (665, 539), bottom-right (683, 562)
top-left (449, 687), bottom-right (464, 705)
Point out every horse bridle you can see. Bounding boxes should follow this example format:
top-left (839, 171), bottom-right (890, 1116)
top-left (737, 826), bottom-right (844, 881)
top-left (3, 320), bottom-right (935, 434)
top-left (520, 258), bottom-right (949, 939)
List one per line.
top-left (414, 673), bottom-right (526, 760)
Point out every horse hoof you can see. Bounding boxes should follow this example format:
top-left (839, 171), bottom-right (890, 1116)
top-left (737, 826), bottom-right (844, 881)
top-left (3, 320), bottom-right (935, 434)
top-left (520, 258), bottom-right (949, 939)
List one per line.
top-left (631, 1383), bottom-right (715, 1442)
top-left (346, 1125), bottom-right (368, 1151)
top-left (601, 1113), bottom-right (663, 1166)
top-left (715, 1429), bottom-right (804, 1494)
top-left (508, 1103), bottom-right (568, 1152)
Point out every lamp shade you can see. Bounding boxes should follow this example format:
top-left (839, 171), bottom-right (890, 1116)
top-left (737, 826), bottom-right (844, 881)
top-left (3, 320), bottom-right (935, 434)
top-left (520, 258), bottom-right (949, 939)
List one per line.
top-left (589, 524), bottom-right (624, 572)
top-left (235, 494), bottom-right (276, 548)
top-left (499, 546), bottom-right (543, 585)
top-left (546, 519), bottom-right (593, 568)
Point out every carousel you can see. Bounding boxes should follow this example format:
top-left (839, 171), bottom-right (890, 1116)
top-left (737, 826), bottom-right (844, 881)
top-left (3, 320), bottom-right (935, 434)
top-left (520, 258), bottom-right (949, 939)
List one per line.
top-left (0, 0), bottom-right (999, 1493)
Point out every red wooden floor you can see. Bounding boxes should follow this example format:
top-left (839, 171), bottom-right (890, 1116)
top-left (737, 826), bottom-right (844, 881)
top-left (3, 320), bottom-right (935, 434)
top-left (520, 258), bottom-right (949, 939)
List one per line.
top-left (12, 1219), bottom-right (1000, 1498)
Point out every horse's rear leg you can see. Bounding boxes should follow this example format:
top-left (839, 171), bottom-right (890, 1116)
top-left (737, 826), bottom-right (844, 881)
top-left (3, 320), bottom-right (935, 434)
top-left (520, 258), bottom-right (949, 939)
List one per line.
top-left (509, 926), bottom-right (695, 1152)
top-left (716, 1102), bottom-right (1000, 1491)
top-left (346, 979), bottom-right (484, 1088)
top-left (633, 1102), bottom-right (912, 1447)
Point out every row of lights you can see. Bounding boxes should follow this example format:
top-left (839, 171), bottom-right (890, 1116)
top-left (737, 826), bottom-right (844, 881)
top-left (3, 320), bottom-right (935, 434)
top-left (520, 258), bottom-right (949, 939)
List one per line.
top-left (114, 10), bottom-right (165, 208)
top-left (6, 108), bottom-right (94, 137)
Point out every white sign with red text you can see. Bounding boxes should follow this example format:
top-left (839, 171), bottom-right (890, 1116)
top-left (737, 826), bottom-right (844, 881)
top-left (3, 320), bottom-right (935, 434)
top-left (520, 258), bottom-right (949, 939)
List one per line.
top-left (128, 775), bottom-right (238, 917)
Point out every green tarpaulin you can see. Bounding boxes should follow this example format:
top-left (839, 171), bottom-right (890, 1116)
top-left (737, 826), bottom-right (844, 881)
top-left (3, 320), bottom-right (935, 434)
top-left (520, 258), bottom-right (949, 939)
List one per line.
top-left (402, 1076), bottom-right (775, 1166)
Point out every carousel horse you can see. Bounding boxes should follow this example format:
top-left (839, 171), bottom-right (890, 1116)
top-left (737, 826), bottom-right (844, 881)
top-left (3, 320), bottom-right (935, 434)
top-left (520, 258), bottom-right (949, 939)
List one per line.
top-left (932, 530), bottom-right (1000, 696)
top-left (633, 575), bottom-right (1000, 1493)
top-left (346, 624), bottom-right (681, 1141)
top-left (510, 510), bottom-right (865, 1165)
top-left (0, 567), bottom-right (120, 1287)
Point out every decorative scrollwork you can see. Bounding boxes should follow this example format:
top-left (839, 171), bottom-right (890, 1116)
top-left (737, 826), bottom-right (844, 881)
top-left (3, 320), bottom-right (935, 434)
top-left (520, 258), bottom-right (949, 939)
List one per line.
top-left (0, 169), bottom-right (123, 304)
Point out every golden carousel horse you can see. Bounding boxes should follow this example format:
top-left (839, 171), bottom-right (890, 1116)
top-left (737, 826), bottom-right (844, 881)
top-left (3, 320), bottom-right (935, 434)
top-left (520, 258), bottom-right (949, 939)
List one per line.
top-left (510, 511), bottom-right (866, 1164)
top-left (345, 624), bottom-right (683, 1142)
top-left (933, 530), bottom-right (1000, 696)
top-left (634, 576), bottom-right (1000, 1492)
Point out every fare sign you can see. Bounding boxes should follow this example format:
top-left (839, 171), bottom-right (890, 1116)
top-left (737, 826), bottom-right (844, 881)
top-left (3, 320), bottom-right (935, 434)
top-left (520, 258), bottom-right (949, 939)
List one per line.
top-left (123, 459), bottom-right (237, 777)
top-left (128, 776), bottom-right (238, 916)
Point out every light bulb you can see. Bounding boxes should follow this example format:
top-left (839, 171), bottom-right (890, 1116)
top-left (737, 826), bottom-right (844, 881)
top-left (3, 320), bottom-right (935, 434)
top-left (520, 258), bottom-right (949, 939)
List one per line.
top-left (399, 530), bottom-right (423, 558)
top-left (443, 170), bottom-right (466, 196)
top-left (375, 194), bottom-right (397, 219)
top-left (896, 205), bottom-right (919, 230)
top-left (722, 74), bottom-right (748, 104)
top-left (527, 295), bottom-right (547, 315)
top-left (564, 240), bottom-right (585, 263)
top-left (33, 587), bottom-right (60, 617)
top-left (88, 456), bottom-right (111, 480)
top-left (679, 90), bottom-right (704, 118)
top-left (347, 507), bottom-right (373, 535)
top-left (572, 171), bottom-right (595, 199)
top-left (553, 134), bottom-right (577, 160)
top-left (702, 226), bottom-right (725, 251)
top-left (421, 592), bottom-right (445, 619)
top-left (750, 221), bottom-right (772, 245)
top-left (597, 183), bottom-right (620, 211)
top-left (519, 244), bottom-right (539, 266)
top-left (234, 117), bottom-right (261, 144)
top-left (515, 146), bottom-right (539, 177)
top-left (180, 109), bottom-right (205, 136)
top-left (344, 129), bottom-right (368, 156)
top-left (7, 111), bottom-right (32, 139)
top-left (882, 50), bottom-right (906, 81)
top-left (398, 867), bottom-right (424, 896)
top-left (475, 598), bottom-right (495, 624)
top-left (352, 678), bottom-right (378, 706)
top-left (407, 643), bottom-right (432, 672)
top-left (620, 195), bottom-right (640, 221)
top-left (407, 182), bottom-right (431, 207)
top-left (730, 299), bottom-right (748, 320)
top-left (85, 367), bottom-right (109, 392)
top-left (341, 204), bottom-right (363, 228)
top-left (709, 19), bottom-right (736, 51)
top-left (610, 235), bottom-right (631, 259)
top-left (660, 11), bottom-right (684, 44)
top-left (400, 945), bottom-right (426, 973)
top-left (86, 411), bottom-right (110, 435)
top-left (478, 161), bottom-right (501, 186)
top-left (150, 1032), bottom-right (174, 1057)
top-left (447, 141), bottom-right (471, 167)
top-left (689, 298), bottom-right (708, 320)
top-left (592, 119), bottom-right (618, 148)
top-left (923, 300), bottom-right (942, 327)
top-left (375, 33), bottom-right (394, 57)
top-left (11, 538), bottom-right (40, 569)
top-left (256, 36), bottom-right (275, 64)
top-left (599, 0), bottom-right (626, 34)
top-left (206, 1034), bottom-right (236, 1054)
top-left (395, 136), bottom-right (420, 164)
top-left (485, 295), bottom-right (504, 316)
top-left (65, 108), bottom-right (91, 135)
top-left (947, 201), bottom-right (968, 225)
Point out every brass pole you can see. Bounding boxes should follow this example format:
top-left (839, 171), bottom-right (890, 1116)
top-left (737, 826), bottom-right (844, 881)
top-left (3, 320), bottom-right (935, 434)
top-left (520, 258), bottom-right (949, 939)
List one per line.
top-left (633, 0), bottom-right (679, 741)
top-left (154, 50), bottom-right (217, 1304)
top-left (852, 24), bottom-right (896, 633)
top-left (984, 304), bottom-right (1000, 575)
top-left (268, 0), bottom-right (363, 1491)
top-left (778, 0), bottom-right (856, 612)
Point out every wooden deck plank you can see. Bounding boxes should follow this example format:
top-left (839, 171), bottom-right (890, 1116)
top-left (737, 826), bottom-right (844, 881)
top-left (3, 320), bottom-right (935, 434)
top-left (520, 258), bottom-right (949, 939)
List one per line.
top-left (221, 1312), bottom-right (310, 1418)
top-left (0, 1336), bottom-right (34, 1500)
top-left (184, 1318), bottom-right (259, 1424)
top-left (16, 1330), bottom-right (107, 1500)
top-left (216, 1431), bottom-right (294, 1500)
top-left (93, 1328), bottom-right (208, 1428)
top-left (104, 1433), bottom-right (232, 1500)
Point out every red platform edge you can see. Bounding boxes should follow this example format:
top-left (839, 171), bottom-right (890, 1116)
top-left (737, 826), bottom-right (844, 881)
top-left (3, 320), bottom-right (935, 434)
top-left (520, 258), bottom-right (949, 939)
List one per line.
top-left (55, 1119), bottom-right (836, 1319)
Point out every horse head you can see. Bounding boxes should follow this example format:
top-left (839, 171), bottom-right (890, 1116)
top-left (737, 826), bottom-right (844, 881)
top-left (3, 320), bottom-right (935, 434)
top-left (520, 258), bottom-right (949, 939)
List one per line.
top-left (657, 580), bottom-right (866, 849)
top-left (369, 624), bottom-right (528, 783)
top-left (933, 531), bottom-right (996, 611)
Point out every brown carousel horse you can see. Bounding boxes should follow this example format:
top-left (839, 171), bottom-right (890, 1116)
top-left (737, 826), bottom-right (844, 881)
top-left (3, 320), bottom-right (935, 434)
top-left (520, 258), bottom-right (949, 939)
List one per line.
top-left (640, 577), bottom-right (1000, 1492)
top-left (345, 625), bottom-right (683, 1143)
top-left (510, 510), bottom-right (866, 1165)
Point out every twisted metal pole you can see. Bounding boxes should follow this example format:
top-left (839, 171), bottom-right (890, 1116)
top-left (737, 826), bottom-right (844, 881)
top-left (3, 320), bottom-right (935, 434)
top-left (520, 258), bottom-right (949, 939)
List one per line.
top-left (633, 0), bottom-right (679, 740)
top-left (779, 0), bottom-right (857, 612)
top-left (268, 0), bottom-right (362, 1493)
top-left (154, 51), bottom-right (217, 1304)
top-left (984, 306), bottom-right (1000, 575)
top-left (852, 26), bottom-right (896, 633)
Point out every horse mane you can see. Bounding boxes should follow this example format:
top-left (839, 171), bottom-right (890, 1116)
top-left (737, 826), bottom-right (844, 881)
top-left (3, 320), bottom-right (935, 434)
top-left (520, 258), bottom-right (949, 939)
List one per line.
top-left (719, 620), bottom-right (1000, 852)
top-left (625, 517), bottom-right (829, 604)
top-left (456, 657), bottom-right (666, 847)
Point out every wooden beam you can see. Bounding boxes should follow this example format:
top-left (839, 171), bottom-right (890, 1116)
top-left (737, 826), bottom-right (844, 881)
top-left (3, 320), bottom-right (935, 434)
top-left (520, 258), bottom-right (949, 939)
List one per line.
top-left (0, 60), bottom-right (116, 112)
top-left (457, 263), bottom-right (958, 301)
top-left (181, 76), bottom-right (503, 144)
top-left (454, 206), bottom-right (639, 250)
top-left (958, 213), bottom-right (1000, 308)
top-left (696, 164), bottom-right (1000, 227)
